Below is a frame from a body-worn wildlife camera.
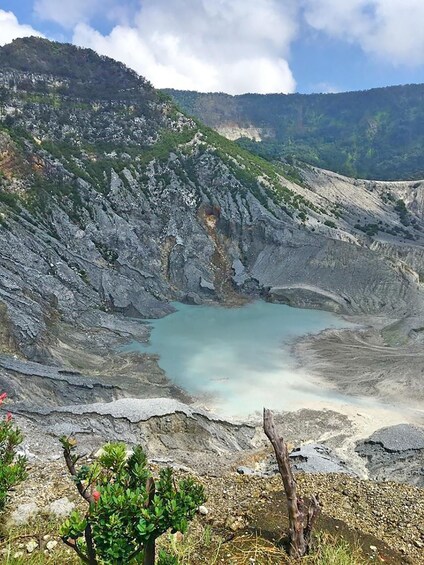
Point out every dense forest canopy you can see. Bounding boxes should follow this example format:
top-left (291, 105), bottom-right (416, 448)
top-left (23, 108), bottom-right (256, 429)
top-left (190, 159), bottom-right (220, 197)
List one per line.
top-left (165, 85), bottom-right (424, 181)
top-left (0, 37), bottom-right (154, 101)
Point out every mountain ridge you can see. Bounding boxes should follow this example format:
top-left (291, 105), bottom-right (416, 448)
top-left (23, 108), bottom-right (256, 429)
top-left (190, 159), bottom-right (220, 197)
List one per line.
top-left (165, 83), bottom-right (424, 181)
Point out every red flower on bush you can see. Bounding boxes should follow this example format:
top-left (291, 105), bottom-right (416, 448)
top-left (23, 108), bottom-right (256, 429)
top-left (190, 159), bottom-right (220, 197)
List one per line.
top-left (92, 490), bottom-right (101, 503)
top-left (0, 393), bottom-right (7, 405)
top-left (5, 412), bottom-right (12, 422)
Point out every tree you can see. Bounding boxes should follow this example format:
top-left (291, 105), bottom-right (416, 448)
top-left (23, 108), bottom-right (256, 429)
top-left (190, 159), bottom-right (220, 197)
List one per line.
top-left (263, 408), bottom-right (320, 558)
top-left (60, 438), bottom-right (205, 565)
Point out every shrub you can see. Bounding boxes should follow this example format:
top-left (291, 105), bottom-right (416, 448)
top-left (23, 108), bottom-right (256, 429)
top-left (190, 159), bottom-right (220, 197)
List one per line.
top-left (0, 393), bottom-right (27, 512)
top-left (324, 219), bottom-right (337, 229)
top-left (395, 198), bottom-right (410, 226)
top-left (60, 438), bottom-right (205, 565)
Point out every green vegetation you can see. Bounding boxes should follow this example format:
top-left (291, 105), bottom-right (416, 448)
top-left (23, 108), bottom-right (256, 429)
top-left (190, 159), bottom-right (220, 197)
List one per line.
top-left (355, 222), bottom-right (379, 237)
top-left (0, 431), bottom-right (398, 565)
top-left (95, 243), bottom-right (119, 265)
top-left (166, 84), bottom-right (424, 181)
top-left (0, 520), bottom-right (374, 565)
top-left (0, 190), bottom-right (20, 211)
top-left (0, 37), bottom-right (345, 226)
top-left (157, 530), bottom-right (370, 565)
top-left (324, 219), bottom-right (337, 229)
top-left (0, 393), bottom-right (27, 512)
top-left (137, 128), bottom-right (197, 168)
top-left (394, 198), bottom-right (410, 226)
top-left (310, 533), bottom-right (367, 565)
top-left (197, 123), bottom-right (315, 214)
top-left (60, 438), bottom-right (205, 564)
top-left (25, 174), bottom-right (85, 227)
top-left (0, 37), bottom-right (155, 102)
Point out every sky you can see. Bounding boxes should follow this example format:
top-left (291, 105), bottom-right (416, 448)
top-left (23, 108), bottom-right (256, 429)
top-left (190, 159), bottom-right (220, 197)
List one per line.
top-left (0, 0), bottom-right (423, 95)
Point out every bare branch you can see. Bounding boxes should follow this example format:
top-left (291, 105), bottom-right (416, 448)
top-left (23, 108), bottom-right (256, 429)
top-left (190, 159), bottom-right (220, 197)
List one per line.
top-left (143, 476), bottom-right (156, 565)
top-left (304, 495), bottom-right (321, 547)
top-left (84, 522), bottom-right (98, 565)
top-left (62, 444), bottom-right (94, 504)
top-left (263, 408), bottom-right (320, 558)
top-left (62, 537), bottom-right (90, 564)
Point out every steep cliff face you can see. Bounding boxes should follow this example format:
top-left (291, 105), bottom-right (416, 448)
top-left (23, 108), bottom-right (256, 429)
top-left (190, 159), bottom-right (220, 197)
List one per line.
top-left (0, 38), bottom-right (423, 361)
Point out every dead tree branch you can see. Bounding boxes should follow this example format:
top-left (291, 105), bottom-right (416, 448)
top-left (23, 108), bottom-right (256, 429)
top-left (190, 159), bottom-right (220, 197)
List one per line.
top-left (263, 408), bottom-right (320, 558)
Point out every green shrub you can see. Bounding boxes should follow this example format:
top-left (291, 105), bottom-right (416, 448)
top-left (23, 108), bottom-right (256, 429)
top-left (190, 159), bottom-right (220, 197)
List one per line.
top-left (0, 393), bottom-right (27, 512)
top-left (60, 438), bottom-right (205, 565)
top-left (324, 219), bottom-right (337, 229)
top-left (0, 190), bottom-right (20, 211)
top-left (355, 222), bottom-right (379, 236)
top-left (395, 198), bottom-right (410, 226)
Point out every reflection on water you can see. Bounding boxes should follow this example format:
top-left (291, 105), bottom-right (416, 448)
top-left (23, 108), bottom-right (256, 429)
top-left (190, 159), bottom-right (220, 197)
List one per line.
top-left (123, 301), bottom-right (355, 419)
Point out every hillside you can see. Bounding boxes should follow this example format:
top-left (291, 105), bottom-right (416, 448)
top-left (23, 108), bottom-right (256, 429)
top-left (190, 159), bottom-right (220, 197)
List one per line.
top-left (0, 35), bottom-right (423, 565)
top-left (0, 38), bottom-right (422, 357)
top-left (165, 84), bottom-right (424, 181)
top-left (0, 37), bottom-right (422, 400)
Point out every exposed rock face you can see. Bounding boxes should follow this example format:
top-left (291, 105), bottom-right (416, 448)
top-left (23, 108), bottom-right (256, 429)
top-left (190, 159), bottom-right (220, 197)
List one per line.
top-left (0, 38), bottom-right (423, 363)
top-left (215, 125), bottom-right (266, 142)
top-left (0, 355), bottom-right (121, 406)
top-left (12, 398), bottom-right (256, 475)
top-left (289, 444), bottom-right (354, 475)
top-left (356, 424), bottom-right (424, 487)
top-left (0, 38), bottom-right (423, 480)
top-left (238, 444), bottom-right (355, 476)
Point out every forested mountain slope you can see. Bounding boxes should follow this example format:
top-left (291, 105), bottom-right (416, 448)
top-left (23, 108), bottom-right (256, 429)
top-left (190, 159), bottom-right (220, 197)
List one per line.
top-left (166, 85), bottom-right (424, 181)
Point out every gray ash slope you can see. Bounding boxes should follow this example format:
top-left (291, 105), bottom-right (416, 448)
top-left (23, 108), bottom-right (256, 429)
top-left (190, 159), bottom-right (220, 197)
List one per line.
top-left (0, 38), bottom-right (423, 358)
top-left (0, 38), bottom-right (423, 478)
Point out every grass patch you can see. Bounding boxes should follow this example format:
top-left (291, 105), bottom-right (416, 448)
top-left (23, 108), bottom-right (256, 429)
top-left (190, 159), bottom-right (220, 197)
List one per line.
top-left (159, 524), bottom-right (369, 565)
top-left (0, 515), bottom-right (371, 565)
top-left (310, 533), bottom-right (368, 565)
top-left (0, 516), bottom-right (77, 564)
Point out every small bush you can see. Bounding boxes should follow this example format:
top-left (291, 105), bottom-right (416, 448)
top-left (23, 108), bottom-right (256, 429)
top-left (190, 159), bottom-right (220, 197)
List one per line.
top-left (324, 219), bottom-right (337, 229)
top-left (60, 438), bottom-right (205, 564)
top-left (0, 393), bottom-right (27, 512)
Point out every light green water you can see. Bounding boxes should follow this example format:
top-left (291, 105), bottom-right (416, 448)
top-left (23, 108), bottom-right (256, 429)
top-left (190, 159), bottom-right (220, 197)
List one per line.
top-left (124, 301), bottom-right (355, 419)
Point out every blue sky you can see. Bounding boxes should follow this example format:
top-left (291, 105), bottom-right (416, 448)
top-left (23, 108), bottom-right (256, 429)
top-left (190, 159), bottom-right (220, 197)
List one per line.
top-left (1, 0), bottom-right (424, 94)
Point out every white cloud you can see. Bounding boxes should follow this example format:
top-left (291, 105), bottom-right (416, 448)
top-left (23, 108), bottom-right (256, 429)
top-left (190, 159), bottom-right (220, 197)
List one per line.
top-left (0, 10), bottom-right (44, 46)
top-left (34, 0), bottom-right (104, 28)
top-left (72, 0), bottom-right (298, 94)
top-left (1, 1), bottom-right (422, 96)
top-left (303, 0), bottom-right (424, 66)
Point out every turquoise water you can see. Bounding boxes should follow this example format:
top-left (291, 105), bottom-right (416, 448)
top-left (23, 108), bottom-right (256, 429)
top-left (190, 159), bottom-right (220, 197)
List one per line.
top-left (123, 301), bottom-right (354, 419)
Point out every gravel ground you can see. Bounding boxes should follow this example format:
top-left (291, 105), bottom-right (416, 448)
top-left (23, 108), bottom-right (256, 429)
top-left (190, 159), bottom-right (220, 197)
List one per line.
top-left (3, 459), bottom-right (423, 564)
